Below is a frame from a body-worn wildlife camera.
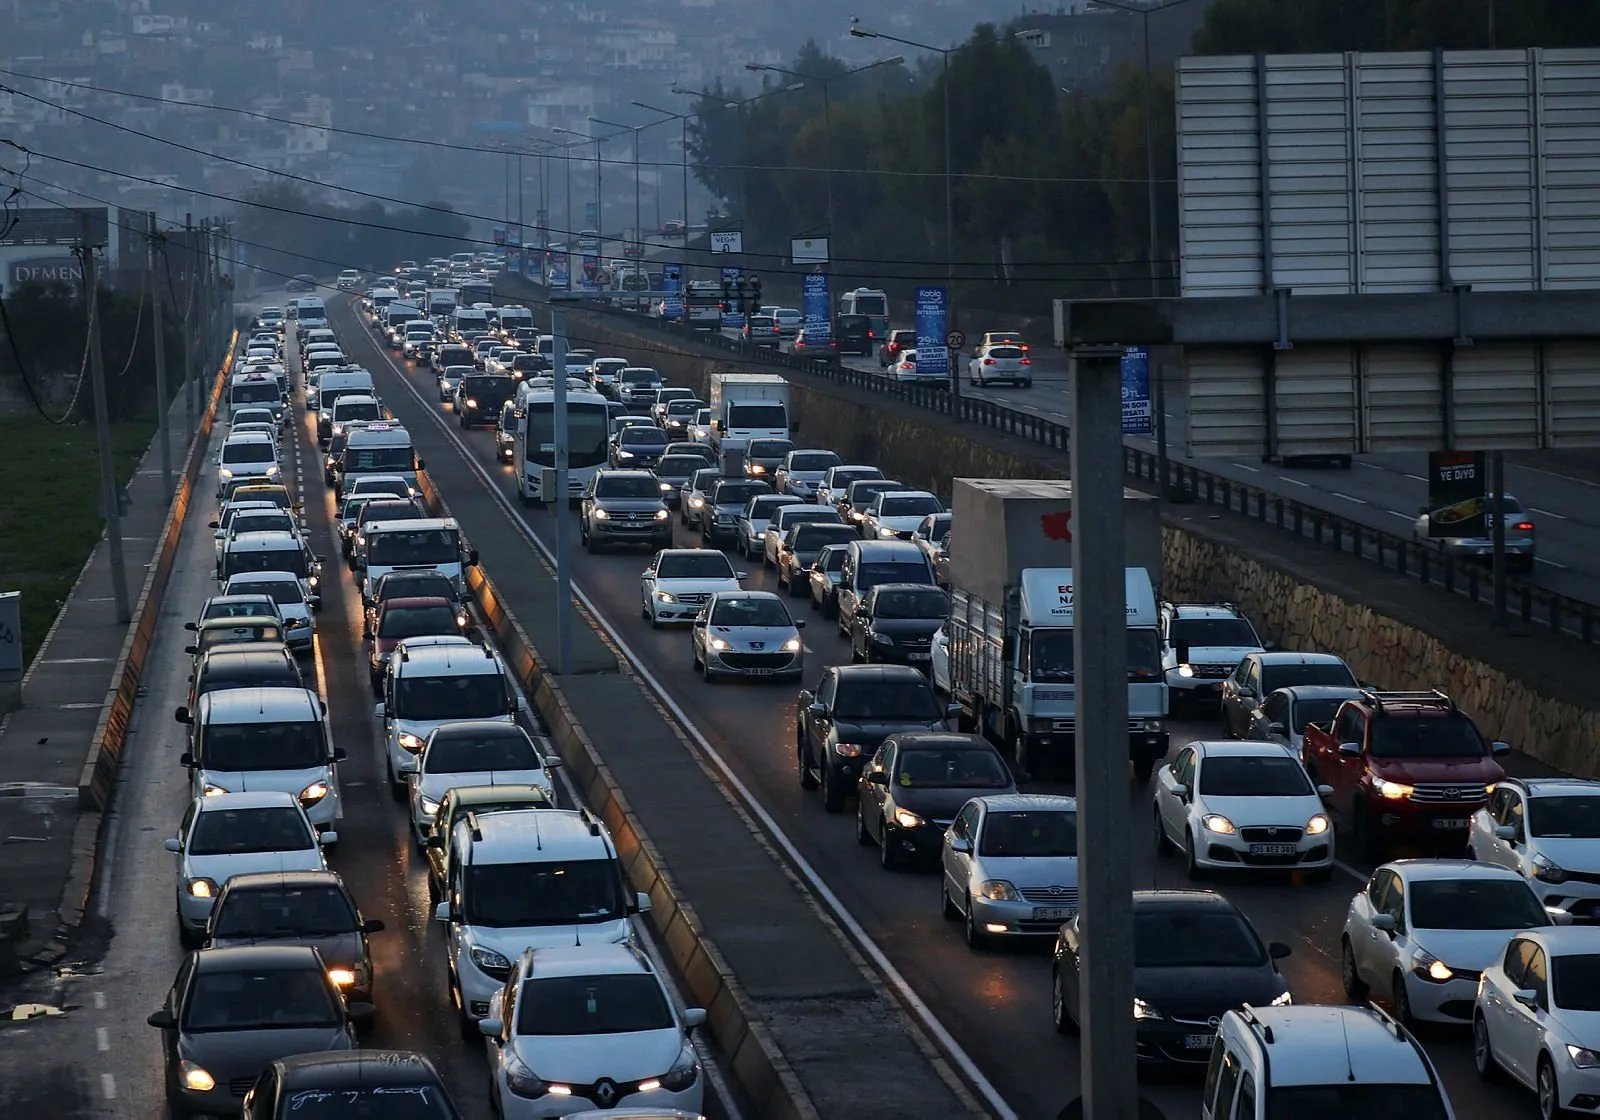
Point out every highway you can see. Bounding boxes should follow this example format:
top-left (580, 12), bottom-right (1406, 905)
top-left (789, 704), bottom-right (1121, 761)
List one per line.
top-left (331, 295), bottom-right (1540, 1120)
top-left (0, 300), bottom-right (740, 1119)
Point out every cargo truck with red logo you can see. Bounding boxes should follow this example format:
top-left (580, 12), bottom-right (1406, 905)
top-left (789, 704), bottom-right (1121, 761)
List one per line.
top-left (944, 478), bottom-right (1168, 781)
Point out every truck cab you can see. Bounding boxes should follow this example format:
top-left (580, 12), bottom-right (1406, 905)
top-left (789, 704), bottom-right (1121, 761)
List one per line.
top-left (1301, 689), bottom-right (1509, 861)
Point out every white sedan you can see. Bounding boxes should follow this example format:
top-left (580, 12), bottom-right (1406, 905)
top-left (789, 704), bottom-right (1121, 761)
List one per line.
top-left (641, 548), bottom-right (744, 627)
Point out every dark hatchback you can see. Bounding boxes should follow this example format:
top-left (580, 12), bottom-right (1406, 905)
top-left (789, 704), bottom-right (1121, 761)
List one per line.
top-left (1052, 890), bottom-right (1291, 1068)
top-left (849, 582), bottom-right (949, 667)
top-left (654, 453), bottom-right (707, 509)
top-left (242, 1049), bottom-right (462, 1119)
top-left (858, 732), bottom-right (1016, 866)
top-left (610, 423), bottom-right (671, 469)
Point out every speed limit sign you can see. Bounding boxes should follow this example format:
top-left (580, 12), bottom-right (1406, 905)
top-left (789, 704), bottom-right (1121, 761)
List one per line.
top-left (946, 330), bottom-right (967, 350)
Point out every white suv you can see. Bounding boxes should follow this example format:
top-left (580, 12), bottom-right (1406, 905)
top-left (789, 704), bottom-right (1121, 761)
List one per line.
top-left (1469, 777), bottom-right (1600, 921)
top-left (1161, 602), bottom-right (1265, 713)
top-left (479, 943), bottom-right (705, 1117)
top-left (1203, 1004), bottom-right (1453, 1119)
top-left (432, 808), bottom-right (650, 1037)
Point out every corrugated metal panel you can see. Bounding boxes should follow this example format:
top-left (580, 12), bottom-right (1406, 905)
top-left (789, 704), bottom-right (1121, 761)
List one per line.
top-left (1264, 55), bottom-right (1354, 294)
top-left (1185, 348), bottom-right (1266, 457)
top-left (1274, 347), bottom-right (1357, 453)
top-left (1539, 50), bottom-right (1600, 289)
top-left (1177, 57), bottom-right (1264, 297)
top-left (1442, 51), bottom-right (1539, 290)
top-left (1543, 342), bottom-right (1600, 446)
top-left (1362, 346), bottom-right (1445, 450)
top-left (1451, 343), bottom-right (1541, 448)
top-left (1352, 53), bottom-right (1440, 293)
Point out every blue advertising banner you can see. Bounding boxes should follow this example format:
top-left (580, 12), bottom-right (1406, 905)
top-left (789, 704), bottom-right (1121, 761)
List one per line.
top-left (913, 286), bottom-right (949, 377)
top-left (802, 273), bottom-right (830, 345)
top-left (1120, 346), bottom-right (1153, 435)
top-left (662, 263), bottom-right (683, 320)
top-left (720, 266), bottom-right (745, 329)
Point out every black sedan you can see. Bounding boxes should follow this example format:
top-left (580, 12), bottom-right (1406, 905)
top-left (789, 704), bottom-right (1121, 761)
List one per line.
top-left (610, 424), bottom-right (670, 469)
top-left (849, 583), bottom-right (949, 667)
top-left (1051, 890), bottom-right (1291, 1069)
top-left (205, 871), bottom-right (385, 1003)
top-left (148, 945), bottom-right (369, 1115)
top-left (242, 1050), bottom-right (462, 1118)
top-left (857, 732), bottom-right (1017, 868)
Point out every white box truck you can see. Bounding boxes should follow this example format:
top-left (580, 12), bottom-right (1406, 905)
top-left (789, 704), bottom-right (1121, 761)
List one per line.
top-left (945, 478), bottom-right (1168, 781)
top-left (706, 372), bottom-right (791, 456)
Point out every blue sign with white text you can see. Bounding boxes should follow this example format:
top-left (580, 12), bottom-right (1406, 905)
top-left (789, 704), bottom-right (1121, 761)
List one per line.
top-left (802, 273), bottom-right (830, 345)
top-left (1121, 347), bottom-right (1153, 435)
top-left (913, 287), bottom-right (948, 377)
top-left (662, 263), bottom-right (683, 320)
top-left (720, 266), bottom-right (745, 329)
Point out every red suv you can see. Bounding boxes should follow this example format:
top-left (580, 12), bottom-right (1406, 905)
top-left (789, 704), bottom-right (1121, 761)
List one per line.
top-left (1301, 689), bottom-right (1509, 861)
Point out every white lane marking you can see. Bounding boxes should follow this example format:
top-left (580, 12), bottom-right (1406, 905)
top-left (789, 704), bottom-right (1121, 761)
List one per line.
top-left (95, 1026), bottom-right (109, 1052)
top-left (1357, 461), bottom-right (1384, 471)
top-left (1386, 510), bottom-right (1413, 521)
top-left (1231, 463), bottom-right (1260, 473)
top-left (1330, 492), bottom-right (1367, 505)
top-left (93, 991), bottom-right (105, 1010)
top-left (1280, 477), bottom-right (1311, 488)
top-left (1530, 507), bottom-right (1568, 520)
top-left (1510, 463), bottom-right (1600, 490)
top-left (361, 310), bottom-right (1017, 1120)
top-left (1537, 557), bottom-right (1569, 569)
top-left (101, 1073), bottom-right (116, 1100)
top-left (1405, 473), bottom-right (1426, 482)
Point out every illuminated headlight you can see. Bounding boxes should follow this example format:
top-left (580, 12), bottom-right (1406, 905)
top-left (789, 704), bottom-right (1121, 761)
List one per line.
top-left (180, 1061), bottom-right (215, 1092)
top-left (977, 878), bottom-right (1018, 900)
top-left (616, 450), bottom-right (634, 459)
top-left (456, 612), bottom-right (468, 627)
top-left (333, 425), bottom-right (345, 436)
top-left (307, 575), bottom-right (319, 588)
top-left (465, 398), bottom-right (478, 408)
top-left (397, 732), bottom-right (424, 753)
top-left (832, 742), bottom-right (863, 757)
top-left (690, 497), bottom-right (704, 508)
top-left (1305, 813), bottom-right (1330, 836)
top-left (657, 591), bottom-right (677, 603)
top-left (1377, 780), bottom-right (1414, 800)
top-left (1132, 997), bottom-right (1163, 1020)
top-left (850, 510), bottom-right (866, 521)
top-left (783, 637), bottom-right (802, 651)
top-left (299, 780), bottom-right (329, 805)
top-left (469, 945), bottom-right (510, 974)
top-left (894, 807), bottom-right (926, 830)
top-left (593, 508), bottom-right (610, 520)
top-left (327, 967), bottom-right (358, 988)
top-left (217, 468), bottom-right (233, 482)
top-left (878, 527), bottom-right (897, 538)
top-left (201, 783), bottom-right (230, 797)
top-left (186, 877), bottom-right (219, 899)
top-left (419, 795), bottom-right (441, 817)
top-left (750, 464), bottom-right (766, 474)
top-left (1568, 1044), bottom-right (1600, 1069)
top-left (654, 509), bottom-right (670, 520)
top-left (660, 482), bottom-right (674, 491)
top-left (1271, 990), bottom-right (1294, 1006)
top-left (1534, 853), bottom-right (1569, 884)
top-left (668, 419), bottom-right (683, 428)
top-left (1176, 663), bottom-right (1195, 678)
top-left (1201, 813), bottom-right (1236, 835)
top-left (1412, 950), bottom-right (1454, 982)
top-left (709, 637), bottom-right (729, 651)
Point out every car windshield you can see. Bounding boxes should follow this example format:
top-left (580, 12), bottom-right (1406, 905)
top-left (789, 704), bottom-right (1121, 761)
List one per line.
top-left (424, 729), bottom-right (540, 773)
top-left (231, 382), bottom-right (280, 405)
top-left (1291, 698), bottom-right (1345, 730)
top-left (874, 588), bottom-right (948, 619)
top-left (895, 748), bottom-right (1011, 790)
top-left (224, 548), bottom-right (307, 577)
top-left (988, 346), bottom-right (1026, 360)
top-left (1553, 953), bottom-right (1600, 1011)
top-left (978, 810), bottom-right (1077, 857)
top-left (749, 439), bottom-right (793, 458)
top-left (202, 599), bottom-right (275, 621)
top-left (335, 401), bottom-right (382, 422)
top-left (515, 974), bottom-right (674, 1036)
top-left (222, 441), bottom-right (275, 465)
top-left (851, 482), bottom-right (900, 504)
top-left (749, 497), bottom-right (797, 519)
top-left (211, 885), bottom-right (358, 938)
top-left (1197, 755), bottom-right (1313, 796)
top-left (1134, 908), bottom-right (1265, 967)
top-left (621, 428), bottom-right (669, 447)
top-left (1260, 662), bottom-right (1357, 691)
top-left (795, 525), bottom-right (858, 551)
top-left (360, 502), bottom-right (422, 525)
top-left (1367, 716), bottom-right (1485, 759)
top-left (656, 458), bottom-right (703, 480)
top-left (394, 675), bottom-right (506, 721)
top-left (184, 967), bottom-right (341, 1032)
top-left (790, 453), bottom-right (839, 473)
top-left (279, 1088), bottom-right (455, 1118)
top-left (657, 553), bottom-right (735, 579)
top-left (714, 483), bottom-right (769, 507)
top-left (816, 549), bottom-right (846, 572)
top-left (1529, 795), bottom-right (1600, 838)
top-left (200, 721), bottom-right (324, 772)
top-left (620, 370), bottom-right (658, 386)
top-left (379, 604), bottom-right (459, 638)
top-left (833, 678), bottom-right (940, 721)
top-left (230, 513), bottom-right (295, 537)
top-left (463, 859), bottom-right (624, 927)
top-left (188, 806), bottom-right (315, 855)
top-left (366, 528), bottom-right (460, 566)
top-left (709, 597), bottom-right (792, 627)
top-left (1409, 879), bottom-right (1549, 929)
top-left (665, 400), bottom-right (705, 418)
top-left (596, 476), bottom-right (664, 499)
top-left (199, 623), bottom-right (282, 649)
top-left (339, 499), bottom-right (371, 521)
top-left (346, 445), bottom-right (415, 472)
top-left (856, 562), bottom-right (931, 593)
top-left (227, 579), bottom-right (302, 606)
top-left (880, 496), bottom-right (942, 517)
top-left (1266, 1086), bottom-right (1449, 1120)
top-left (1171, 618), bottom-right (1260, 647)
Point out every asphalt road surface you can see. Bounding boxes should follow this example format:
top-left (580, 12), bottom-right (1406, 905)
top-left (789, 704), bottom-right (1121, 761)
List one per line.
top-left (330, 296), bottom-right (1539, 1120)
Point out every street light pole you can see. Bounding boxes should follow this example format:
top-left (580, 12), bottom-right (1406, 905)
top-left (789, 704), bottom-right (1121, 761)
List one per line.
top-left (592, 117), bottom-right (646, 256)
top-left (634, 101), bottom-right (695, 238)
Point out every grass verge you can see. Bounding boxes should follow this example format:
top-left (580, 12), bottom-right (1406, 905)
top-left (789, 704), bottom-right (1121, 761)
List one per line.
top-left (0, 416), bottom-right (156, 669)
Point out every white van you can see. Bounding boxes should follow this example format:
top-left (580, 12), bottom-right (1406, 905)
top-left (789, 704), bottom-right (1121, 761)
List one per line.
top-left (296, 298), bottom-right (328, 331)
top-left (175, 686), bottom-right (344, 829)
top-left (375, 637), bottom-right (520, 798)
top-left (227, 371), bottom-right (285, 425)
top-left (496, 306), bottom-right (535, 335)
top-left (340, 423), bottom-right (420, 494)
top-left (329, 394), bottom-right (384, 439)
top-left (451, 307), bottom-right (491, 340)
top-left (315, 368), bottom-right (376, 441)
top-left (357, 516), bottom-right (476, 600)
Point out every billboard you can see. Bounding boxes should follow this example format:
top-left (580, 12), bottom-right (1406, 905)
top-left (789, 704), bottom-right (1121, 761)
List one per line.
top-left (8, 257), bottom-right (84, 288)
top-left (1425, 451), bottom-right (1487, 539)
top-left (791, 237), bottom-right (829, 265)
top-left (913, 286), bottom-right (948, 377)
top-left (1, 206), bottom-right (108, 247)
top-left (1120, 347), bottom-right (1153, 436)
top-left (802, 273), bottom-right (830, 345)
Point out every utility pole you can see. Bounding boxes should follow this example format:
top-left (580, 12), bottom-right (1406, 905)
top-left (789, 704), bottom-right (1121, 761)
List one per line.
top-left (184, 213), bottom-right (197, 435)
top-left (550, 310), bottom-right (573, 674)
top-left (148, 212), bottom-right (173, 495)
top-left (1491, 451), bottom-right (1508, 627)
top-left (79, 213), bottom-right (132, 625)
top-left (1068, 343), bottom-right (1138, 1120)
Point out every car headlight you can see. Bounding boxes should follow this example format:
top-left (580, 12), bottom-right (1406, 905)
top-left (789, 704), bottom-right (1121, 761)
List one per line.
top-left (894, 807), bottom-right (926, 830)
top-left (669, 419), bottom-right (683, 428)
top-left (187, 877), bottom-right (219, 899)
top-left (201, 783), bottom-right (229, 797)
top-left (502, 1050), bottom-right (547, 1099)
top-left (307, 575), bottom-right (319, 589)
top-left (326, 967), bottom-right (358, 988)
top-left (1305, 813), bottom-right (1330, 836)
top-left (397, 732), bottom-right (424, 753)
top-left (750, 464), bottom-right (766, 474)
top-left (657, 591), bottom-right (677, 603)
top-left (1569, 1045), bottom-right (1600, 1069)
top-left (592, 508), bottom-right (610, 520)
top-left (298, 780), bottom-right (329, 805)
top-left (180, 1060), bottom-right (216, 1092)
top-left (616, 449), bottom-right (634, 459)
top-left (716, 513), bottom-right (734, 523)
top-left (784, 637), bottom-right (802, 651)
top-left (832, 742), bottom-right (864, 757)
top-left (690, 496), bottom-right (705, 508)
top-left (1201, 813), bottom-right (1237, 835)
top-left (977, 878), bottom-right (1019, 901)
top-left (419, 795), bottom-right (441, 817)
top-left (465, 398), bottom-right (478, 408)
top-left (709, 637), bottom-right (729, 651)
top-left (1377, 779), bottom-right (1414, 800)
top-left (1176, 663), bottom-right (1195, 678)
top-left (871, 632), bottom-right (894, 645)
top-left (470, 945), bottom-right (510, 974)
top-left (1412, 949), bottom-right (1454, 983)
top-left (1270, 990), bottom-right (1294, 1006)
top-left (1133, 997), bottom-right (1163, 1021)
top-left (1534, 852), bottom-right (1569, 884)
top-left (1142, 718), bottom-right (1163, 731)
top-left (660, 482), bottom-right (674, 491)
top-left (656, 1045), bottom-right (701, 1092)
top-left (652, 508), bottom-right (669, 521)
top-left (878, 527), bottom-right (897, 538)
top-left (217, 468), bottom-right (233, 482)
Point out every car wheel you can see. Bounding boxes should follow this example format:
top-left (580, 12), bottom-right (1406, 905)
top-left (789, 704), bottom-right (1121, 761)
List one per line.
top-left (878, 820), bottom-right (899, 869)
top-left (1021, 380), bottom-right (1033, 389)
top-left (941, 877), bottom-right (961, 920)
top-left (856, 802), bottom-right (874, 846)
top-left (963, 894), bottom-right (988, 950)
top-left (1390, 971), bottom-right (1415, 1026)
top-left (176, 913), bottom-right (199, 950)
top-left (821, 764), bottom-right (845, 814)
top-left (1473, 1012), bottom-right (1502, 1082)
top-left (1052, 965), bottom-right (1078, 1033)
top-left (1539, 1056), bottom-right (1562, 1120)
top-left (702, 658), bottom-right (717, 684)
top-left (1184, 829), bottom-right (1204, 879)
top-left (1153, 807), bottom-right (1173, 854)
top-left (1340, 936), bottom-right (1368, 1000)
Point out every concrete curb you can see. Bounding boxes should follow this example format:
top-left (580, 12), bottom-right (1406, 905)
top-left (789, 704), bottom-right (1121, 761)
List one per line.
top-left (415, 470), bottom-right (818, 1120)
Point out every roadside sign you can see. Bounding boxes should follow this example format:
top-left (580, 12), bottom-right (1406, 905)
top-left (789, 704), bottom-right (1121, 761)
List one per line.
top-left (710, 231), bottom-right (743, 254)
top-left (1120, 347), bottom-right (1153, 435)
top-left (946, 330), bottom-right (966, 350)
top-left (1426, 450), bottom-right (1487, 538)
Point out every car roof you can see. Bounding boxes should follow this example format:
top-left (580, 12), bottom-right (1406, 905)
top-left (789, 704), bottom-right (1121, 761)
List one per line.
top-left (456, 808), bottom-right (611, 865)
top-left (364, 517), bottom-right (456, 533)
top-left (192, 944), bottom-right (324, 973)
top-left (444, 784), bottom-right (553, 809)
top-left (196, 789), bottom-right (304, 812)
top-left (198, 646), bottom-right (298, 671)
top-left (1385, 858), bottom-right (1529, 883)
top-left (428, 720), bottom-right (530, 740)
top-left (228, 570), bottom-right (299, 584)
top-left (1166, 603), bottom-right (1245, 620)
top-left (225, 531), bottom-right (302, 550)
top-left (222, 430), bottom-right (275, 445)
top-left (1269, 685), bottom-right (1364, 700)
top-left (381, 595), bottom-right (454, 610)
top-left (972, 793), bottom-right (1077, 814)
top-left (1234, 1005), bottom-right (1433, 1086)
top-left (196, 615), bottom-right (280, 632)
top-left (875, 490), bottom-right (938, 501)
top-left (276, 1049), bottom-right (443, 1088)
top-left (710, 590), bottom-right (782, 603)
top-left (1255, 652), bottom-right (1348, 665)
top-left (834, 663), bottom-right (929, 682)
top-left (200, 686), bottom-right (320, 722)
top-left (204, 593), bottom-right (276, 607)
top-left (1192, 740), bottom-right (1298, 760)
top-left (889, 732), bottom-right (994, 751)
top-left (1503, 777), bottom-right (1600, 797)
top-left (1130, 888), bottom-right (1242, 911)
top-left (393, 640), bottom-right (500, 674)
top-left (220, 869), bottom-right (345, 894)
top-left (849, 539), bottom-right (925, 558)
top-left (523, 943), bottom-right (650, 980)
top-left (1518, 926), bottom-right (1600, 956)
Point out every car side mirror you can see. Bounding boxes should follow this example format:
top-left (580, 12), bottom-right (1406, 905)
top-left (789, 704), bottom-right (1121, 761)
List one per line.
top-left (174, 706), bottom-right (192, 724)
top-left (683, 1007), bottom-right (707, 1031)
top-left (432, 902), bottom-right (455, 923)
top-left (1317, 784), bottom-right (1334, 798)
top-left (1268, 942), bottom-right (1292, 960)
top-left (1175, 642), bottom-right (1190, 665)
top-left (1371, 913), bottom-right (1397, 934)
top-left (360, 918), bottom-right (386, 934)
top-left (163, 838), bottom-right (182, 853)
top-left (1492, 740), bottom-right (1511, 756)
top-left (372, 702), bottom-right (385, 718)
top-left (477, 1017), bottom-right (504, 1038)
top-left (1338, 742), bottom-right (1362, 757)
top-left (948, 836), bottom-right (971, 854)
top-left (1494, 823), bottom-right (1519, 843)
top-left (807, 702), bottom-right (827, 718)
top-left (693, 618), bottom-right (706, 629)
top-left (1547, 908), bottom-right (1574, 927)
top-left (331, 748), bottom-right (348, 764)
top-left (179, 752), bottom-right (195, 768)
top-left (207, 520), bottom-right (219, 529)
top-left (1170, 783), bottom-right (1189, 800)
top-left (466, 549), bottom-right (479, 566)
top-left (1513, 988), bottom-right (1540, 1010)
top-left (416, 459), bottom-right (426, 470)
top-left (793, 619), bottom-right (806, 630)
top-left (1263, 640), bottom-right (1277, 651)
top-left (184, 645), bottom-right (198, 656)
top-left (146, 1010), bottom-right (176, 1030)
top-left (632, 891), bottom-right (652, 915)
top-left (318, 831), bottom-right (338, 846)
top-left (866, 771), bottom-right (888, 786)
top-left (735, 571), bottom-right (749, 581)
top-left (184, 621), bottom-right (198, 631)
top-left (345, 1001), bottom-right (375, 1022)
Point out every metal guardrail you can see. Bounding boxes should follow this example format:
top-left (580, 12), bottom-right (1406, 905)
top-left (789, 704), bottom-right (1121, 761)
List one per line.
top-left (500, 277), bottom-right (1600, 646)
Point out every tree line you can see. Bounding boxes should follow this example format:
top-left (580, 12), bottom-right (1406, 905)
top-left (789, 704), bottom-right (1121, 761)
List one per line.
top-left (684, 0), bottom-right (1600, 315)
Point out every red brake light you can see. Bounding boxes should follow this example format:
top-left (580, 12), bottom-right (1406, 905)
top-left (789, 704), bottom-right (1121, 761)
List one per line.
top-left (983, 358), bottom-right (996, 365)
top-left (1020, 357), bottom-right (1032, 365)
top-left (868, 330), bottom-right (876, 338)
top-left (1020, 344), bottom-right (1030, 351)
top-left (1515, 521), bottom-right (1534, 531)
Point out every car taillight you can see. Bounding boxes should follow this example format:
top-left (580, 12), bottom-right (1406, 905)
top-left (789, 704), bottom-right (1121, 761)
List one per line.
top-left (1020, 357), bottom-right (1032, 365)
top-left (868, 330), bottom-right (876, 338)
top-left (1515, 521), bottom-right (1534, 531)
top-left (983, 358), bottom-right (996, 365)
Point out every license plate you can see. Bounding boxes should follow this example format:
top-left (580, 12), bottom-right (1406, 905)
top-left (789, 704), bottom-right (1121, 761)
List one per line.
top-left (1184, 1033), bottom-right (1215, 1050)
top-left (1432, 818), bottom-right (1469, 830)
top-left (746, 668), bottom-right (775, 677)
top-left (1249, 843), bottom-right (1298, 857)
top-left (907, 652), bottom-right (931, 661)
top-left (1033, 907), bottom-right (1075, 921)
